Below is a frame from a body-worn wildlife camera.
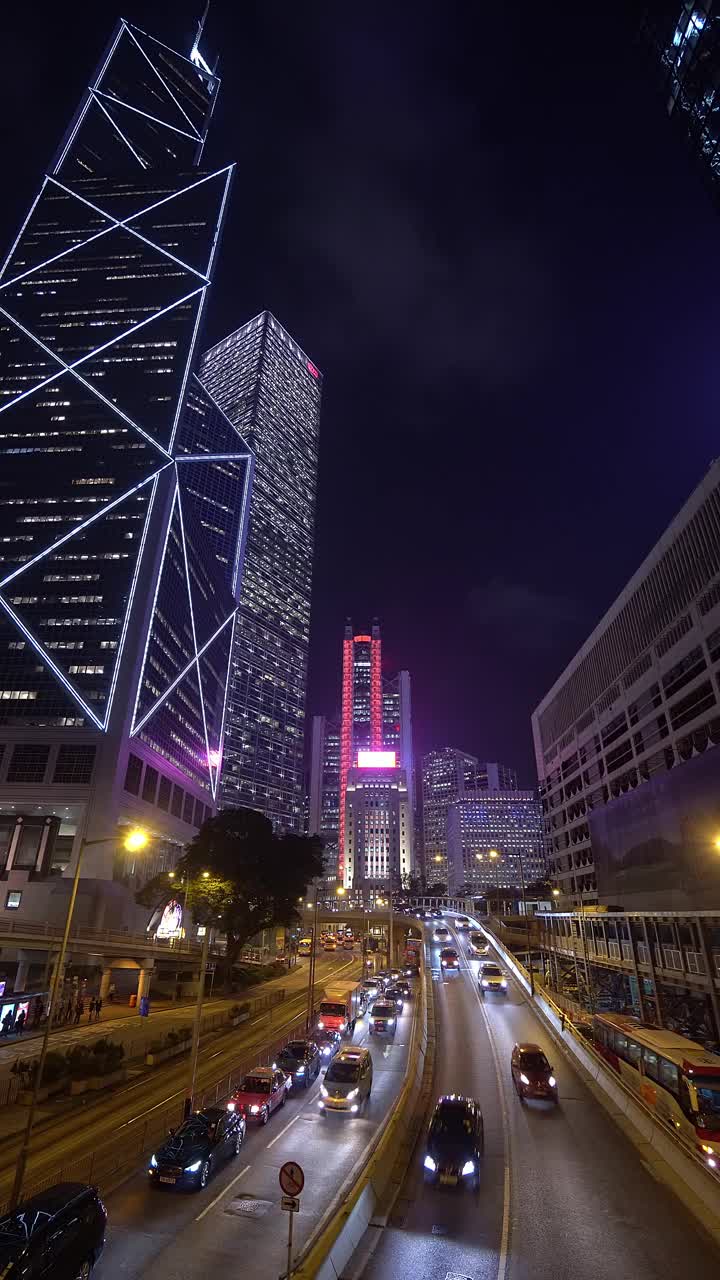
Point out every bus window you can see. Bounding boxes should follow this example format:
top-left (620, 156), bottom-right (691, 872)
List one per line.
top-left (643, 1047), bottom-right (660, 1082)
top-left (626, 1039), bottom-right (641, 1068)
top-left (615, 1033), bottom-right (628, 1062)
top-left (658, 1058), bottom-right (679, 1096)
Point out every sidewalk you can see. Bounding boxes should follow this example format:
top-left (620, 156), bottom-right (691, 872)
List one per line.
top-left (0, 957), bottom-right (311, 1067)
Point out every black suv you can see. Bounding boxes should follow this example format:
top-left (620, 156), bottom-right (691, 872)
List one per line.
top-left (277, 1039), bottom-right (321, 1087)
top-left (0, 1182), bottom-right (106, 1279)
top-left (149, 1106), bottom-right (245, 1190)
top-left (424, 1096), bottom-right (484, 1189)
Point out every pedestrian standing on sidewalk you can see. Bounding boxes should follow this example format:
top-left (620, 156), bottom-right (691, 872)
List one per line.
top-left (14, 1009), bottom-right (26, 1036)
top-left (108, 982), bottom-right (116, 1003)
top-left (74, 998), bottom-right (84, 1026)
top-left (95, 996), bottom-right (103, 1022)
top-left (32, 998), bottom-right (43, 1028)
top-left (1, 1010), bottom-right (12, 1037)
top-left (88, 998), bottom-right (96, 1022)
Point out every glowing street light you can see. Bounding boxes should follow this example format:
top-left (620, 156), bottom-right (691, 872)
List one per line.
top-left (11, 822), bottom-right (149, 1208)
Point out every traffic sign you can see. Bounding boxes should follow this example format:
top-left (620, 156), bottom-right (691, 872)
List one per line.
top-left (281, 1195), bottom-right (300, 1213)
top-left (279, 1161), bottom-right (304, 1196)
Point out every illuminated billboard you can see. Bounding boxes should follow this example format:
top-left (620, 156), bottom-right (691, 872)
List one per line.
top-left (357, 750), bottom-right (397, 769)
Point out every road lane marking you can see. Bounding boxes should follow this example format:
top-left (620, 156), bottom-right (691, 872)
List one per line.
top-left (195, 1162), bottom-right (251, 1221)
top-left (457, 926), bottom-right (512, 1280)
top-left (266, 1113), bottom-right (300, 1149)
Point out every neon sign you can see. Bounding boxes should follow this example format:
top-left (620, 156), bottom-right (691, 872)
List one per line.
top-left (357, 750), bottom-right (397, 769)
top-left (306, 360), bottom-right (319, 379)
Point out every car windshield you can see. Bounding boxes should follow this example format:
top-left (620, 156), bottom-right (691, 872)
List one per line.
top-left (327, 1061), bottom-right (361, 1083)
top-left (483, 966), bottom-right (502, 977)
top-left (281, 1042), bottom-right (307, 1058)
top-left (440, 949), bottom-right (457, 959)
top-left (470, 934), bottom-right (483, 944)
top-left (241, 1076), bottom-right (271, 1093)
top-left (320, 1003), bottom-right (346, 1017)
top-left (520, 1053), bottom-right (549, 1073)
top-left (431, 1105), bottom-right (473, 1140)
top-left (695, 1080), bottom-right (720, 1123)
top-left (174, 1117), bottom-right (211, 1139)
top-left (373, 1004), bottom-right (395, 1016)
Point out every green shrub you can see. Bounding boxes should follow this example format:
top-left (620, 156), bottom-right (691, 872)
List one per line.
top-left (41, 1052), bottom-right (66, 1085)
top-left (66, 1045), bottom-right (93, 1080)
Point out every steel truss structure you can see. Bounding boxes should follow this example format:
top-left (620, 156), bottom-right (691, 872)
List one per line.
top-left (0, 20), bottom-right (248, 799)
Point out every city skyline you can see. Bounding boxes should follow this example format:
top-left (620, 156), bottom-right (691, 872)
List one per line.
top-left (7, 4), bottom-right (720, 783)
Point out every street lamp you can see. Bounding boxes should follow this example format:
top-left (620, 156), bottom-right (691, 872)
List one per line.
top-left (185, 869), bottom-right (214, 1118)
top-left (10, 825), bottom-right (148, 1208)
top-left (488, 849), bottom-right (501, 913)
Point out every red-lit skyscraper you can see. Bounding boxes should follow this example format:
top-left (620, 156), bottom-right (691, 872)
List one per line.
top-left (309, 619), bottom-right (413, 884)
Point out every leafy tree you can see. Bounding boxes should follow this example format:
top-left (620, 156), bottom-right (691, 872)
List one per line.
top-left (425, 881), bottom-right (447, 895)
top-left (137, 808), bottom-right (324, 987)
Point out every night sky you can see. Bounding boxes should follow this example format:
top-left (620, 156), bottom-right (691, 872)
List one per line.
top-left (4, 1), bottom-right (720, 784)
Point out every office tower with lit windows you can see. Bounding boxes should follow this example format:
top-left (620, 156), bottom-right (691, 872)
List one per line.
top-left (344, 752), bottom-right (412, 896)
top-left (308, 714), bottom-right (341, 878)
top-left (0, 19), bottom-right (249, 922)
top-left (309, 620), bottom-right (413, 881)
top-left (638, 3), bottom-right (720, 202)
top-left (199, 314), bottom-right (322, 833)
top-left (446, 791), bottom-right (544, 895)
top-left (421, 749), bottom-right (478, 884)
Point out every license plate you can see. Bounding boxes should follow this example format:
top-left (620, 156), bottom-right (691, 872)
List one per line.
top-left (439, 1174), bottom-right (457, 1186)
top-left (160, 1176), bottom-right (177, 1184)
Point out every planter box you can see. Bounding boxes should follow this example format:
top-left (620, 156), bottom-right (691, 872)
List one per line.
top-left (18, 1079), bottom-right (66, 1105)
top-left (146, 1038), bottom-right (191, 1066)
top-left (229, 1013), bottom-right (249, 1027)
top-left (70, 1078), bottom-right (91, 1096)
top-left (88, 1068), bottom-right (126, 1091)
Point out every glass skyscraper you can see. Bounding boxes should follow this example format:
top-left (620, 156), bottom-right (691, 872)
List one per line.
top-left (309, 620), bottom-right (413, 882)
top-left (199, 313), bottom-right (322, 833)
top-left (638, 2), bottom-right (720, 197)
top-left (0, 20), bottom-right (250, 899)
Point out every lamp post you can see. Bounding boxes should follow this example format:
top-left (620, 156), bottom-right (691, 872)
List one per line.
top-left (10, 824), bottom-right (148, 1209)
top-left (489, 848), bottom-right (501, 915)
top-left (515, 845), bottom-right (534, 996)
top-left (184, 869), bottom-right (212, 1118)
top-left (305, 886), bottom-right (320, 1033)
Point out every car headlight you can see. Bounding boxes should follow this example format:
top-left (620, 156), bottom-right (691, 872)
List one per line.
top-left (482, 979), bottom-right (489, 987)
top-left (500, 980), bottom-right (507, 988)
top-left (708, 1157), bottom-right (718, 1168)
top-left (317, 1020), bottom-right (324, 1029)
top-left (351, 1104), bottom-right (359, 1113)
top-left (250, 1105), bottom-right (260, 1114)
top-left (150, 1154), bottom-right (157, 1168)
top-left (340, 1021), bottom-right (347, 1031)
top-left (347, 1088), bottom-right (359, 1099)
top-left (520, 1073), bottom-right (530, 1085)
top-left (321, 1085), bottom-right (328, 1097)
top-left (322, 1046), bottom-right (331, 1056)
top-left (461, 1160), bottom-right (475, 1176)
top-left (388, 1017), bottom-right (395, 1025)
top-left (296, 1066), bottom-right (305, 1075)
top-left (424, 1155), bottom-right (436, 1172)
top-left (441, 960), bottom-right (447, 967)
top-left (396, 1000), bottom-right (403, 1008)
top-left (185, 1160), bottom-right (202, 1173)
top-left (548, 1076), bottom-right (556, 1088)
top-left (227, 1101), bottom-right (236, 1111)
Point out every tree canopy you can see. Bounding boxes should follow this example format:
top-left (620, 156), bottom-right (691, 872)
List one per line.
top-left (137, 807), bottom-right (324, 984)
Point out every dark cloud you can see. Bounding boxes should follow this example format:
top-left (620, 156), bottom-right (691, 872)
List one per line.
top-left (467, 579), bottom-right (587, 653)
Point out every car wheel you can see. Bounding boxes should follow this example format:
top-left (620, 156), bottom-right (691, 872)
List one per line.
top-left (261, 1106), bottom-right (269, 1125)
top-left (75, 1262), bottom-right (92, 1280)
top-left (199, 1160), bottom-right (211, 1189)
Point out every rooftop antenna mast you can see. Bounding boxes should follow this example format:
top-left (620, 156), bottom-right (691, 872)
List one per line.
top-left (190, 2), bottom-right (213, 77)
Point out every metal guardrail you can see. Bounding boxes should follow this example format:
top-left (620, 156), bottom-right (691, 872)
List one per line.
top-left (483, 923), bottom-right (720, 1192)
top-left (0, 917), bottom-right (222, 957)
top-left (0, 996), bottom-right (321, 1216)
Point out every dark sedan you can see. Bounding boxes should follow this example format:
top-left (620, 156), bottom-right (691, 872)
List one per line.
top-left (383, 985), bottom-right (405, 1013)
top-left (148, 1107), bottom-right (245, 1190)
top-left (315, 1028), bottom-right (342, 1060)
top-left (423, 1095), bottom-right (484, 1189)
top-left (510, 1043), bottom-right (558, 1103)
top-left (278, 1039), bottom-right (322, 1087)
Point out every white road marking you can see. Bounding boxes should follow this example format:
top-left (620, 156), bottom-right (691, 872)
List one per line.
top-left (266, 1113), bottom-right (300, 1149)
top-left (460, 928), bottom-right (512, 1280)
top-left (194, 1162), bottom-right (251, 1221)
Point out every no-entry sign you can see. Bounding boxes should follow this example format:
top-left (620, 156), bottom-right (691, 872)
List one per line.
top-left (279, 1161), bottom-right (304, 1197)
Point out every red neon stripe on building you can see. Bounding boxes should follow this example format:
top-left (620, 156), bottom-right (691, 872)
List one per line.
top-left (371, 632), bottom-right (382, 749)
top-left (338, 634), bottom-right (354, 882)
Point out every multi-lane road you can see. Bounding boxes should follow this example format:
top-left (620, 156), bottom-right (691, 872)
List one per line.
top-left (95, 961), bottom-right (414, 1279)
top-left (361, 920), bottom-right (720, 1280)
